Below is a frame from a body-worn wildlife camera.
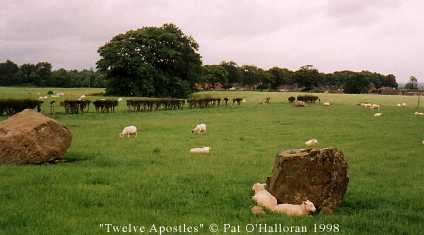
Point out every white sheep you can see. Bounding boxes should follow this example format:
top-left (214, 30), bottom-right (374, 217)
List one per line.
top-left (422, 140), bottom-right (424, 145)
top-left (120, 125), bottom-right (138, 138)
top-left (414, 112), bottom-right (424, 116)
top-left (374, 112), bottom-right (383, 117)
top-left (118, 98), bottom-right (123, 102)
top-left (295, 101), bottom-right (305, 107)
top-left (192, 123), bottom-right (207, 135)
top-left (323, 102), bottom-right (331, 106)
top-left (396, 103), bottom-right (402, 107)
top-left (251, 206), bottom-right (265, 215)
top-left (251, 183), bottom-right (278, 210)
top-left (402, 102), bottom-right (407, 107)
top-left (190, 147), bottom-right (210, 154)
top-left (305, 138), bottom-right (318, 147)
top-left (271, 200), bottom-right (316, 216)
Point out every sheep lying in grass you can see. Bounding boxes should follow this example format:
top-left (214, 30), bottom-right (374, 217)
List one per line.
top-left (271, 200), bottom-right (316, 216)
top-left (323, 102), bottom-right (331, 106)
top-left (295, 101), bottom-right (305, 107)
top-left (120, 125), bottom-right (138, 138)
top-left (251, 183), bottom-right (277, 210)
top-left (374, 112), bottom-right (383, 117)
top-left (305, 138), bottom-right (318, 147)
top-left (251, 206), bottom-right (265, 215)
top-left (192, 123), bottom-right (207, 134)
top-left (359, 103), bottom-right (380, 110)
top-left (414, 112), bottom-right (424, 116)
top-left (190, 147), bottom-right (210, 154)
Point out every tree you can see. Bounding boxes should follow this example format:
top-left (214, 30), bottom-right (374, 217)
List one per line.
top-left (0, 60), bottom-right (19, 86)
top-left (267, 67), bottom-right (293, 89)
top-left (239, 65), bottom-right (266, 89)
top-left (97, 23), bottom-right (202, 98)
top-left (220, 61), bottom-right (241, 87)
top-left (292, 65), bottom-right (320, 91)
top-left (201, 65), bottom-right (228, 89)
top-left (405, 76), bottom-right (418, 90)
top-left (343, 72), bottom-right (370, 94)
top-left (383, 74), bottom-right (398, 88)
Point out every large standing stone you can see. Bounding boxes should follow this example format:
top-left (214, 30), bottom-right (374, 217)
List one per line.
top-left (0, 109), bottom-right (72, 164)
top-left (266, 148), bottom-right (349, 213)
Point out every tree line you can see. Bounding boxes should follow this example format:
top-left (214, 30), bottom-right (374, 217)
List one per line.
top-left (201, 63), bottom-right (398, 93)
top-left (0, 60), bottom-right (106, 88)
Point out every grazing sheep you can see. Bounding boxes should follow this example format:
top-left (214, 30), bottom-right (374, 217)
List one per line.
top-left (295, 101), bottom-right (305, 107)
top-left (422, 140), bottom-right (424, 145)
top-left (120, 125), bottom-right (138, 138)
top-left (414, 112), bottom-right (424, 116)
top-left (374, 112), bottom-right (383, 117)
top-left (271, 200), bottom-right (316, 216)
top-left (190, 147), bottom-right (210, 154)
top-left (402, 102), bottom-right (407, 107)
top-left (251, 206), bottom-right (265, 215)
top-left (397, 103), bottom-right (402, 107)
top-left (192, 123), bottom-right (207, 134)
top-left (251, 183), bottom-right (278, 210)
top-left (323, 102), bottom-right (331, 106)
top-left (305, 138), bottom-right (318, 147)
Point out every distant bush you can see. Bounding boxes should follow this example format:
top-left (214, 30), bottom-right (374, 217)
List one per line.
top-left (288, 96), bottom-right (295, 103)
top-left (0, 99), bottom-right (43, 115)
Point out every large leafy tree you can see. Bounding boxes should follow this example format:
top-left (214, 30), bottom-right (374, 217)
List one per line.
top-left (97, 23), bottom-right (202, 98)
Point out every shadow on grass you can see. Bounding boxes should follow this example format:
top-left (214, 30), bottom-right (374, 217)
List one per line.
top-left (63, 153), bottom-right (94, 163)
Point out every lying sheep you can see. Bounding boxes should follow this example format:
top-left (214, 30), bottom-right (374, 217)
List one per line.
top-left (374, 112), bottom-right (383, 117)
top-left (323, 102), bottom-right (331, 106)
top-left (251, 183), bottom-right (277, 210)
top-left (414, 112), bottom-right (424, 116)
top-left (190, 147), bottom-right (210, 154)
top-left (305, 138), bottom-right (318, 147)
top-left (295, 101), bottom-right (305, 107)
top-left (192, 123), bottom-right (207, 135)
top-left (251, 206), bottom-right (265, 215)
top-left (271, 200), bottom-right (316, 216)
top-left (120, 125), bottom-right (138, 138)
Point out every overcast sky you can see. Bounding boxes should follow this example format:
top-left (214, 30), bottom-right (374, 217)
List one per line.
top-left (1, 0), bottom-right (423, 82)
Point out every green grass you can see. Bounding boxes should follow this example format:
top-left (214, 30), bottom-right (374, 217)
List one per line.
top-left (0, 87), bottom-right (423, 234)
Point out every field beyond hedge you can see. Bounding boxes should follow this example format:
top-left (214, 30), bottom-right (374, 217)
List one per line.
top-left (0, 87), bottom-right (423, 235)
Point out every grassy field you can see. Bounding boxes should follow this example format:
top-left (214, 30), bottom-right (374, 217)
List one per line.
top-left (0, 87), bottom-right (423, 235)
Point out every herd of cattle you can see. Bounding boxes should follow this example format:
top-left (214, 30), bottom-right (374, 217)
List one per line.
top-left (59, 97), bottom-right (245, 114)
